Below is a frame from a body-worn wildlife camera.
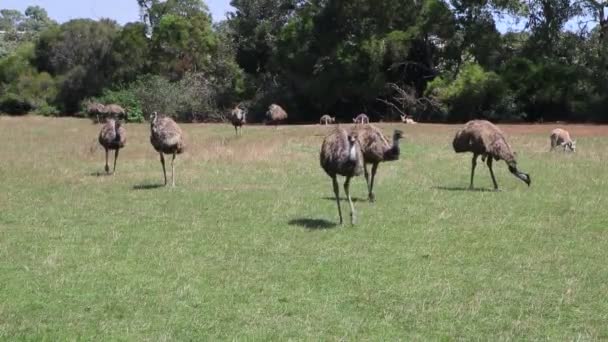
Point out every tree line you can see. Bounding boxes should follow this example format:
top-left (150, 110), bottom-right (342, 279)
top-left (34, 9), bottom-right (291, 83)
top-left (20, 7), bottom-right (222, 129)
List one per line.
top-left (1, 0), bottom-right (607, 123)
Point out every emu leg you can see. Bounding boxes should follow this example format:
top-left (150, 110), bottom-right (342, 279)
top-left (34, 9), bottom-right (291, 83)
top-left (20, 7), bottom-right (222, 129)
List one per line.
top-left (160, 153), bottom-right (167, 185)
top-left (104, 148), bottom-right (110, 173)
top-left (369, 162), bottom-right (379, 202)
top-left (344, 176), bottom-right (356, 225)
top-left (363, 163), bottom-right (371, 201)
top-left (469, 154), bottom-right (479, 189)
top-left (332, 176), bottom-right (343, 224)
top-left (113, 149), bottom-right (119, 174)
top-left (235, 125), bottom-right (238, 136)
top-left (171, 153), bottom-right (176, 187)
top-left (487, 157), bottom-right (499, 190)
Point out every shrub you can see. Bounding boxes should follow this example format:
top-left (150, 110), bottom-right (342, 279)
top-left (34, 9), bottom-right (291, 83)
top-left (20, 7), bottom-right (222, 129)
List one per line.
top-left (35, 103), bottom-right (59, 116)
top-left (426, 62), bottom-right (513, 122)
top-left (0, 93), bottom-right (32, 114)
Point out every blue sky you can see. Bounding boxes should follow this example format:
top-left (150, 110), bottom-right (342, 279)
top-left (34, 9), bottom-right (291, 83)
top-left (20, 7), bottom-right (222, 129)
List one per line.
top-left (1, 0), bottom-right (234, 24)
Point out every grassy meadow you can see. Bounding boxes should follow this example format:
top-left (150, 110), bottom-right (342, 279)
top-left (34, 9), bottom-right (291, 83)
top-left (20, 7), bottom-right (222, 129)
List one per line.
top-left (1, 116), bottom-right (607, 340)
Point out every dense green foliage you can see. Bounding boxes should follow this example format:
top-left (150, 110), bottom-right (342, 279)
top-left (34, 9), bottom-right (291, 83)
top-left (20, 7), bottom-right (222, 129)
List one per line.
top-left (1, 0), bottom-right (607, 122)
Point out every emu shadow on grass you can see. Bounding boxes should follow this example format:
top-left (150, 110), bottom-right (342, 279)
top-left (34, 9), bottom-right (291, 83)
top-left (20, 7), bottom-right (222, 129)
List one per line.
top-left (321, 196), bottom-right (367, 202)
top-left (433, 186), bottom-right (497, 192)
top-left (132, 183), bottom-right (166, 190)
top-left (89, 171), bottom-right (113, 177)
top-left (288, 218), bottom-right (338, 230)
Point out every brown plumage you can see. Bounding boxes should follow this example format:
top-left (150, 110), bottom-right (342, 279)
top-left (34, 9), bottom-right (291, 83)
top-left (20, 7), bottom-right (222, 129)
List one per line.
top-left (319, 115), bottom-right (336, 125)
top-left (87, 102), bottom-right (106, 122)
top-left (98, 118), bottom-right (126, 174)
top-left (150, 112), bottom-right (185, 187)
top-left (230, 105), bottom-right (246, 135)
top-left (104, 104), bottom-right (126, 117)
top-left (320, 128), bottom-right (364, 224)
top-left (453, 120), bottom-right (531, 190)
top-left (266, 104), bottom-right (288, 126)
top-left (550, 128), bottom-right (576, 152)
top-left (351, 125), bottom-right (403, 202)
top-left (353, 113), bottom-right (370, 124)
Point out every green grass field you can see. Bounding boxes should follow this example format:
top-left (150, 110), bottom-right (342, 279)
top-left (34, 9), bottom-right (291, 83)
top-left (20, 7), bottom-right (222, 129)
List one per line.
top-left (1, 116), bottom-right (607, 340)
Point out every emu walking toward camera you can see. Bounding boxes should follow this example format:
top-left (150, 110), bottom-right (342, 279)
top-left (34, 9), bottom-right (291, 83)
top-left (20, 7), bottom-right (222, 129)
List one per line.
top-left (98, 118), bottom-right (126, 174)
top-left (320, 128), bottom-right (364, 225)
top-left (230, 104), bottom-right (246, 135)
top-left (266, 104), bottom-right (288, 127)
top-left (353, 113), bottom-right (369, 124)
top-left (150, 112), bottom-right (185, 187)
top-left (453, 120), bottom-right (531, 190)
top-left (550, 128), bottom-right (576, 152)
top-left (319, 115), bottom-right (335, 125)
top-left (352, 125), bottom-right (403, 202)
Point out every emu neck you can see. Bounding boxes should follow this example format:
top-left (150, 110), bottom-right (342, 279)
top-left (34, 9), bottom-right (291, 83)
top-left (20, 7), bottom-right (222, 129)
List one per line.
top-left (348, 142), bottom-right (357, 162)
top-left (384, 137), bottom-right (401, 161)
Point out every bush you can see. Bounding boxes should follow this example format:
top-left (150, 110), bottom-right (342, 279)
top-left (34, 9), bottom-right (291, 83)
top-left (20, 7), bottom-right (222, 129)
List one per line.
top-left (0, 93), bottom-right (32, 114)
top-left (129, 73), bottom-right (223, 122)
top-left (35, 103), bottom-right (59, 116)
top-left (426, 62), bottom-right (513, 122)
top-left (131, 75), bottom-right (182, 119)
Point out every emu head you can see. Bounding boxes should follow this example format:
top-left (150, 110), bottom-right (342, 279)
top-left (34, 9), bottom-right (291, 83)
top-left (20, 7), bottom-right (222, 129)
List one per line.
top-left (347, 134), bottom-right (359, 162)
top-left (393, 129), bottom-right (403, 142)
top-left (150, 112), bottom-right (158, 126)
top-left (508, 163), bottom-right (531, 187)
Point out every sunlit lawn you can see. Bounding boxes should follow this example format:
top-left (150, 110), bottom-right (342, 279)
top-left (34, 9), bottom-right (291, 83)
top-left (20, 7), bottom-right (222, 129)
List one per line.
top-left (1, 116), bottom-right (607, 339)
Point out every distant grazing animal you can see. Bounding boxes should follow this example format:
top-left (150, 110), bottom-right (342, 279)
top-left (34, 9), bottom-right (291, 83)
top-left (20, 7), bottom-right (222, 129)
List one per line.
top-left (230, 104), bottom-right (246, 135)
top-left (87, 102), bottom-right (106, 122)
top-left (320, 128), bottom-right (364, 224)
top-left (400, 114), bottom-right (417, 124)
top-left (351, 125), bottom-right (403, 202)
top-left (453, 120), bottom-right (531, 190)
top-left (353, 113), bottom-right (369, 124)
top-left (150, 112), bottom-right (185, 187)
top-left (266, 104), bottom-right (288, 127)
top-left (104, 104), bottom-right (126, 117)
top-left (98, 118), bottom-right (126, 174)
top-left (550, 128), bottom-right (576, 152)
top-left (319, 115), bottom-right (336, 125)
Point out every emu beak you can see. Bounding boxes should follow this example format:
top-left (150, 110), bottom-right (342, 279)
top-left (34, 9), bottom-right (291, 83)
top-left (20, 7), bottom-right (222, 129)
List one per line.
top-left (520, 173), bottom-right (531, 186)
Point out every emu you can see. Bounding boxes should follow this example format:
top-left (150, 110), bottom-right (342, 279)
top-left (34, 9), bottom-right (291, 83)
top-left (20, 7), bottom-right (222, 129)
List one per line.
top-left (453, 120), bottom-right (531, 190)
top-left (150, 112), bottom-right (185, 187)
top-left (320, 128), bottom-right (364, 224)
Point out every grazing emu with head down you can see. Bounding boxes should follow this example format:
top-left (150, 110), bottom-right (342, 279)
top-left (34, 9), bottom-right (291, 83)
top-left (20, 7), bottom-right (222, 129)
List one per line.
top-left (320, 128), bottom-right (364, 225)
top-left (453, 120), bottom-right (531, 190)
top-left (550, 128), bottom-right (576, 152)
top-left (351, 125), bottom-right (403, 202)
top-left (104, 104), bottom-right (126, 117)
top-left (87, 102), bottom-right (106, 123)
top-left (230, 104), bottom-right (246, 135)
top-left (150, 112), bottom-right (185, 187)
top-left (266, 104), bottom-right (288, 127)
top-left (353, 113), bottom-right (369, 124)
top-left (319, 115), bottom-right (336, 125)
top-left (98, 118), bottom-right (126, 174)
